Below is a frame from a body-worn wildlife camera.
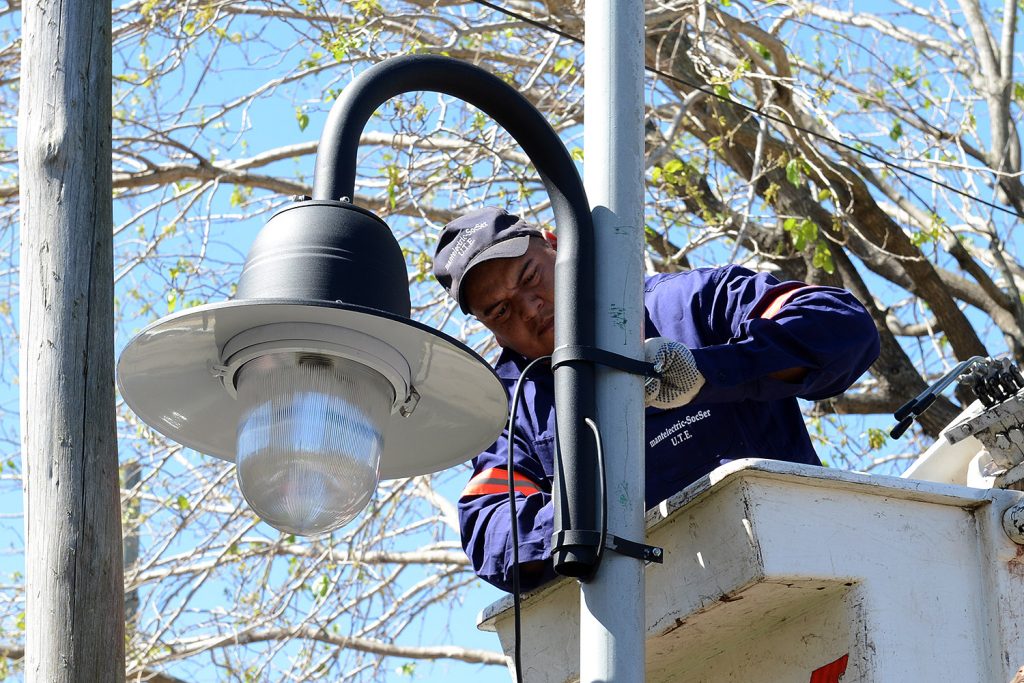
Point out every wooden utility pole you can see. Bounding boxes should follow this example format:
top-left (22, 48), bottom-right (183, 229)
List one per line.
top-left (18, 0), bottom-right (125, 680)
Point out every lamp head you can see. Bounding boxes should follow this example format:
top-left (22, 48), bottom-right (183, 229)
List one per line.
top-left (117, 200), bottom-right (508, 536)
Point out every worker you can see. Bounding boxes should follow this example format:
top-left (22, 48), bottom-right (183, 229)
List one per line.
top-left (432, 206), bottom-right (880, 592)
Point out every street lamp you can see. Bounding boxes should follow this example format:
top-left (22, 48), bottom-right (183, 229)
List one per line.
top-left (117, 194), bottom-right (510, 534)
top-left (117, 55), bottom-right (604, 575)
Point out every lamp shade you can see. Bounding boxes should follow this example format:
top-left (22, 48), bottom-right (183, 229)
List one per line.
top-left (118, 298), bottom-right (508, 475)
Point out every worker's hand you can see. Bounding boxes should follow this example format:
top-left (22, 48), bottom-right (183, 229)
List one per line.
top-left (643, 337), bottom-right (705, 409)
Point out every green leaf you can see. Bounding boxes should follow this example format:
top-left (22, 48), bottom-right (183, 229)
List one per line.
top-left (783, 217), bottom-right (817, 251)
top-left (892, 65), bottom-right (916, 87)
top-left (472, 110), bottom-right (487, 132)
top-left (713, 83), bottom-right (730, 99)
top-left (889, 121), bottom-right (903, 141)
top-left (785, 158), bottom-right (803, 186)
top-left (911, 229), bottom-right (935, 247)
top-left (800, 218), bottom-right (818, 244)
top-left (812, 241), bottom-right (834, 274)
top-left (176, 494), bottom-right (189, 511)
top-left (554, 57), bottom-right (576, 75)
top-left (353, 0), bottom-right (380, 13)
top-left (296, 109), bottom-right (309, 132)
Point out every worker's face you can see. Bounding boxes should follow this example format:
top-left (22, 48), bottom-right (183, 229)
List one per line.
top-left (462, 235), bottom-right (557, 360)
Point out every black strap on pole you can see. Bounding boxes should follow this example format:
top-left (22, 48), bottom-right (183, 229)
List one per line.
top-left (551, 344), bottom-right (657, 378)
top-left (552, 530), bottom-right (663, 564)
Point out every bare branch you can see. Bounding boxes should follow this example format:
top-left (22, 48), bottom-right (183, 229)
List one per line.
top-left (163, 626), bottom-right (507, 666)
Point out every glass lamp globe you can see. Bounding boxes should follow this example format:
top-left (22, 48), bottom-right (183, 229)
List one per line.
top-left (233, 351), bottom-right (394, 535)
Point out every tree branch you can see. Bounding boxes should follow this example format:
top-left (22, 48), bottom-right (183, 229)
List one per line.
top-left (163, 626), bottom-right (507, 667)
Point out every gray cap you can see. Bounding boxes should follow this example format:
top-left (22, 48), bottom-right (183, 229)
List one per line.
top-left (432, 207), bottom-right (543, 313)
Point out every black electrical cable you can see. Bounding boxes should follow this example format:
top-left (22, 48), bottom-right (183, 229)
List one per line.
top-left (503, 368), bottom-right (611, 677)
top-left (470, 0), bottom-right (1024, 221)
top-left (505, 354), bottom-right (552, 683)
top-left (474, 0), bottom-right (581, 43)
top-left (583, 417), bottom-right (607, 571)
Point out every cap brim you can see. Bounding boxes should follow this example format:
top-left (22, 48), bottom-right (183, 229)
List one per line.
top-left (454, 234), bottom-right (535, 313)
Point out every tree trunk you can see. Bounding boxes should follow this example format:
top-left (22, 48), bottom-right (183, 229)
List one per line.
top-left (18, 0), bottom-right (125, 680)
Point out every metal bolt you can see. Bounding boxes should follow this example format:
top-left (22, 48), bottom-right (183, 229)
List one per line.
top-left (1002, 500), bottom-right (1024, 545)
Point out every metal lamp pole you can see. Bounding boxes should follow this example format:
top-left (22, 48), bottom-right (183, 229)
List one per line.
top-left (582, 2), bottom-right (648, 681)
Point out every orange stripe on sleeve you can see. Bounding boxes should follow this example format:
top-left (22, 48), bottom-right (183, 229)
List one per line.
top-left (461, 467), bottom-right (543, 498)
top-left (759, 284), bottom-right (808, 319)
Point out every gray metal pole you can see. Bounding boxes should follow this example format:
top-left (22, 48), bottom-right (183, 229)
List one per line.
top-left (582, 1), bottom-right (647, 682)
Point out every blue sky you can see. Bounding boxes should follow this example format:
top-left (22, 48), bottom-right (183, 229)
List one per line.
top-left (4, 1), bottom-right (1023, 680)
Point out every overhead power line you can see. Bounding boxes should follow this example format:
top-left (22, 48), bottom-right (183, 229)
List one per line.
top-left (471, 0), bottom-right (1024, 221)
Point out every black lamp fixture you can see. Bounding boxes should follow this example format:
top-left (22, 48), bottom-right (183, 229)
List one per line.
top-left (118, 56), bottom-right (602, 577)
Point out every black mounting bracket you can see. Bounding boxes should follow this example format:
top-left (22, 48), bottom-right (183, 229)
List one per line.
top-left (552, 529), bottom-right (663, 565)
top-left (605, 534), bottom-right (664, 563)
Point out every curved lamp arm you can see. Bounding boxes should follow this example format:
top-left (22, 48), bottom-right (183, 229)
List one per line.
top-left (313, 54), bottom-right (600, 577)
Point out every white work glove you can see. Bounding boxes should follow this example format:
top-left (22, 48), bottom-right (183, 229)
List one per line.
top-left (643, 336), bottom-right (705, 409)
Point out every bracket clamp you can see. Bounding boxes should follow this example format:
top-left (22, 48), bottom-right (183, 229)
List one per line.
top-left (551, 529), bottom-right (663, 564)
top-left (605, 534), bottom-right (663, 563)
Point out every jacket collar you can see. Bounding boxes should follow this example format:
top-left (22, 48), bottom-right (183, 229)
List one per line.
top-left (493, 346), bottom-right (552, 381)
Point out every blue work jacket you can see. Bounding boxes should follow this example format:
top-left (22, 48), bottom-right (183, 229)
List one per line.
top-left (458, 265), bottom-right (880, 592)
